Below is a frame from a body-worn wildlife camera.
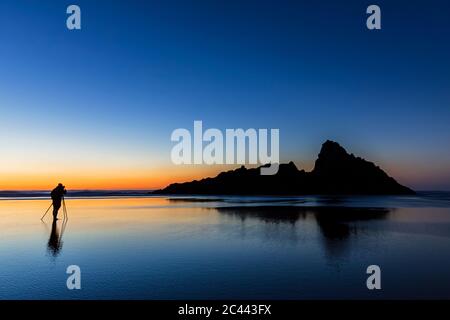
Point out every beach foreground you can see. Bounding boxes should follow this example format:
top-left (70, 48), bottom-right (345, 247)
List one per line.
top-left (1, 195), bottom-right (450, 299)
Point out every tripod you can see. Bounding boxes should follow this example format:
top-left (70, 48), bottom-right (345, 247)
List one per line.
top-left (41, 197), bottom-right (68, 221)
top-left (62, 197), bottom-right (68, 221)
top-left (41, 203), bottom-right (53, 220)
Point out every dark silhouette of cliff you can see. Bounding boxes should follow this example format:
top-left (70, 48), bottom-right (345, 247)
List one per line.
top-left (153, 140), bottom-right (415, 195)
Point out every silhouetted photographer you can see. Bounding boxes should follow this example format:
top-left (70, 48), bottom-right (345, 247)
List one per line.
top-left (51, 183), bottom-right (67, 220)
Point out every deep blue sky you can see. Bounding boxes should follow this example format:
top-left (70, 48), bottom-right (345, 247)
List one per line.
top-left (0, 0), bottom-right (449, 189)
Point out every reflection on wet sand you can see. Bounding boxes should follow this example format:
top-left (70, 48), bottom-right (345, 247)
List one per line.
top-left (215, 206), bottom-right (391, 256)
top-left (46, 219), bottom-right (67, 257)
top-left (2, 197), bottom-right (450, 299)
top-left (216, 206), bottom-right (390, 231)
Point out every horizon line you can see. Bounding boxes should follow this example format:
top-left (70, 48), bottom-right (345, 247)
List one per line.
top-left (1, 189), bottom-right (450, 193)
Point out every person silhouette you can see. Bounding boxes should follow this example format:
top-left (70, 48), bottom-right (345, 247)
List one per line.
top-left (51, 183), bottom-right (67, 220)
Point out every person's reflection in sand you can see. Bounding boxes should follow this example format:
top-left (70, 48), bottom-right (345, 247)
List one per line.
top-left (47, 219), bottom-right (65, 257)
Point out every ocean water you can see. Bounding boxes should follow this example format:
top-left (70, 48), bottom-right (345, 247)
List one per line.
top-left (0, 193), bottom-right (450, 299)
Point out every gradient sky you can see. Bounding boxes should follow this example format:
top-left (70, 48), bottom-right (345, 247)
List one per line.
top-left (0, 0), bottom-right (449, 190)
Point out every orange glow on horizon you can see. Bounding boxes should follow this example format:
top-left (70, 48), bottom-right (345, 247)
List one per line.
top-left (0, 158), bottom-right (438, 191)
top-left (0, 164), bottom-right (239, 191)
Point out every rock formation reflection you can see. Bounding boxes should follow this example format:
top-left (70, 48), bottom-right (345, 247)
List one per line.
top-left (216, 206), bottom-right (391, 257)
